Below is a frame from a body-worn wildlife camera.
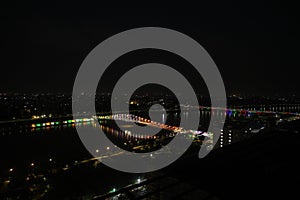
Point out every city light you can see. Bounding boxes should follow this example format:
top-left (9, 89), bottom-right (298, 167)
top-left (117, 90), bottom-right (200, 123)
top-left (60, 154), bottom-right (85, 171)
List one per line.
top-left (110, 188), bottom-right (116, 193)
top-left (1, 7), bottom-right (300, 198)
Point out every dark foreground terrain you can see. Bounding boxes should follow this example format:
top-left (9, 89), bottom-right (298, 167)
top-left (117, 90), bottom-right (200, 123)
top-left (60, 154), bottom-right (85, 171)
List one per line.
top-left (163, 128), bottom-right (300, 200)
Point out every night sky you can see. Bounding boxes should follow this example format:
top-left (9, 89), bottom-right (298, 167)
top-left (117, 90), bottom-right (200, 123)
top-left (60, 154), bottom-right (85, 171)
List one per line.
top-left (0, 1), bottom-right (299, 96)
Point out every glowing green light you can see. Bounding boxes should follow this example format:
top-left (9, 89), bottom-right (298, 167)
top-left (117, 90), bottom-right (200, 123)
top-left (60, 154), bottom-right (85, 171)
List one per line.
top-left (110, 188), bottom-right (116, 193)
top-left (55, 122), bottom-right (59, 125)
top-left (68, 120), bottom-right (72, 123)
top-left (36, 124), bottom-right (41, 127)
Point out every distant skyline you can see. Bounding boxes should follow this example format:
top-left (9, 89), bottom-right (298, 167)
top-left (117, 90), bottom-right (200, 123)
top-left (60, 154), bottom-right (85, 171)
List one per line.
top-left (1, 1), bottom-right (299, 95)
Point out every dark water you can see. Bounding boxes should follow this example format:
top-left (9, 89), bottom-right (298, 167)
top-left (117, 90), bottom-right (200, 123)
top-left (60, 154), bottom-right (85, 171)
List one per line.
top-left (0, 109), bottom-right (295, 198)
top-left (0, 111), bottom-right (212, 197)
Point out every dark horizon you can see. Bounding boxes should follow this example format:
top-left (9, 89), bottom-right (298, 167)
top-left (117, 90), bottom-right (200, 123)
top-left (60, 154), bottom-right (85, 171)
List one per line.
top-left (1, 1), bottom-right (299, 96)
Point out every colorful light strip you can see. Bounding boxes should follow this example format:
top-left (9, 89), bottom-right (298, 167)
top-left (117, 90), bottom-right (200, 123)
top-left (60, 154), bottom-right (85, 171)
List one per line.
top-left (31, 118), bottom-right (94, 128)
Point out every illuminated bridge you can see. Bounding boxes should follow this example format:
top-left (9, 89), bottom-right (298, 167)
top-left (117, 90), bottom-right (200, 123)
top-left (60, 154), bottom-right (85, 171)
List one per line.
top-left (27, 105), bottom-right (300, 133)
top-left (98, 113), bottom-right (208, 136)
